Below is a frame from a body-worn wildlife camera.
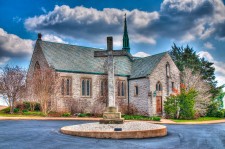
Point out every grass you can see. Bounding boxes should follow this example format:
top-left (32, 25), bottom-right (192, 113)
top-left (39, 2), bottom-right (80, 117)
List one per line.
top-left (122, 115), bottom-right (161, 121)
top-left (171, 117), bottom-right (224, 122)
top-left (0, 107), bottom-right (45, 117)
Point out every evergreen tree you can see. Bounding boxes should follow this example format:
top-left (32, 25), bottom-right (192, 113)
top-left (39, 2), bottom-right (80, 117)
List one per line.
top-left (169, 43), bottom-right (224, 105)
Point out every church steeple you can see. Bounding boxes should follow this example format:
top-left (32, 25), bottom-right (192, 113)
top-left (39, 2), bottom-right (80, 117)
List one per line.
top-left (122, 14), bottom-right (130, 53)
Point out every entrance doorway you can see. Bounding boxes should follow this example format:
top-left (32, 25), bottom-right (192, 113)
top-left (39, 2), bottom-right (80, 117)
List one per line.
top-left (156, 96), bottom-right (162, 114)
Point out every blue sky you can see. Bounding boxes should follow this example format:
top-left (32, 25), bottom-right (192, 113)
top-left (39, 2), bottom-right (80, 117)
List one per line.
top-left (0, 0), bottom-right (225, 88)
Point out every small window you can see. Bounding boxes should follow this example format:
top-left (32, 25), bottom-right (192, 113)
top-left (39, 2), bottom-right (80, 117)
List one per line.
top-left (61, 77), bottom-right (72, 96)
top-left (172, 82), bottom-right (174, 89)
top-left (134, 86), bottom-right (138, 96)
top-left (81, 78), bottom-right (92, 97)
top-left (66, 79), bottom-right (70, 95)
top-left (166, 63), bottom-right (170, 77)
top-left (118, 80), bottom-right (126, 97)
top-left (61, 79), bottom-right (64, 95)
top-left (156, 82), bottom-right (162, 91)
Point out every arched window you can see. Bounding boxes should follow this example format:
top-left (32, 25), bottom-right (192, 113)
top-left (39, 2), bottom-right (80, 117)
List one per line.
top-left (166, 63), bottom-right (170, 77)
top-left (81, 78), bottom-right (91, 97)
top-left (121, 82), bottom-right (125, 96)
top-left (82, 80), bottom-right (85, 96)
top-left (87, 79), bottom-right (90, 96)
top-left (61, 77), bottom-right (72, 96)
top-left (156, 82), bottom-right (162, 91)
top-left (61, 79), bottom-right (64, 95)
top-left (66, 79), bottom-right (70, 95)
top-left (118, 81), bottom-right (121, 96)
top-left (118, 80), bottom-right (126, 97)
top-left (134, 86), bottom-right (138, 96)
top-left (34, 61), bottom-right (40, 70)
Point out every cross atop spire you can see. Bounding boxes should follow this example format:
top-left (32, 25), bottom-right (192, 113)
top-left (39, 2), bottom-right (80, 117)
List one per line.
top-left (123, 13), bottom-right (130, 53)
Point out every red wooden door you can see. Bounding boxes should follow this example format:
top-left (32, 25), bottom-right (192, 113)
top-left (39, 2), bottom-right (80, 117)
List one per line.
top-left (156, 96), bottom-right (162, 114)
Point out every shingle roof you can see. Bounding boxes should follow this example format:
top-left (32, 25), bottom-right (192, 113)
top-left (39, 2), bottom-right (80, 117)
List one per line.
top-left (38, 40), bottom-right (167, 79)
top-left (130, 52), bottom-right (167, 79)
top-left (39, 41), bottom-right (132, 76)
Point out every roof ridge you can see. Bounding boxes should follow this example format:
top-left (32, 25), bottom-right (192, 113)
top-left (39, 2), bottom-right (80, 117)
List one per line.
top-left (40, 40), bottom-right (105, 50)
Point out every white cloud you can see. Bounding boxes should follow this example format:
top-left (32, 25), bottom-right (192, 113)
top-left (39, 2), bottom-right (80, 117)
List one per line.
top-left (0, 57), bottom-right (10, 66)
top-left (204, 42), bottom-right (215, 50)
top-left (0, 28), bottom-right (34, 58)
top-left (42, 34), bottom-right (67, 44)
top-left (24, 0), bottom-right (225, 46)
top-left (0, 28), bottom-right (35, 65)
top-left (24, 5), bottom-right (159, 45)
top-left (198, 51), bottom-right (214, 61)
top-left (133, 52), bottom-right (150, 57)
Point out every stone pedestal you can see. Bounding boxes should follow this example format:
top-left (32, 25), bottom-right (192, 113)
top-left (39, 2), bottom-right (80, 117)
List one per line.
top-left (99, 107), bottom-right (124, 124)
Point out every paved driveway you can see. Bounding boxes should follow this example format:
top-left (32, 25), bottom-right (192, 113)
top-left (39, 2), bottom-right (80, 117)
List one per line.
top-left (0, 120), bottom-right (224, 149)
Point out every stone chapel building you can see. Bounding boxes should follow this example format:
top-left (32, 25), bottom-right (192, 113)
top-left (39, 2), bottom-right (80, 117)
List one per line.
top-left (27, 16), bottom-right (180, 116)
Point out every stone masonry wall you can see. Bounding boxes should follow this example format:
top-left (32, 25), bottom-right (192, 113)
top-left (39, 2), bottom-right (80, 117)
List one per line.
top-left (55, 72), bottom-right (128, 113)
top-left (149, 53), bottom-right (180, 116)
top-left (129, 78), bottom-right (150, 115)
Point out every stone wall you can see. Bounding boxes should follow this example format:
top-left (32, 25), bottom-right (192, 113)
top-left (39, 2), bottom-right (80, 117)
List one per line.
top-left (129, 78), bottom-right (150, 115)
top-left (55, 72), bottom-right (128, 113)
top-left (149, 53), bottom-right (180, 116)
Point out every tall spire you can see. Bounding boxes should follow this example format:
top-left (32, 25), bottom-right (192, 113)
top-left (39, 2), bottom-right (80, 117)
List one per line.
top-left (123, 13), bottom-right (130, 53)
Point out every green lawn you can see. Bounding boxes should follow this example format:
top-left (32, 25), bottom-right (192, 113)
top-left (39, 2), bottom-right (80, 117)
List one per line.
top-left (172, 117), bottom-right (224, 122)
top-left (0, 111), bottom-right (44, 117)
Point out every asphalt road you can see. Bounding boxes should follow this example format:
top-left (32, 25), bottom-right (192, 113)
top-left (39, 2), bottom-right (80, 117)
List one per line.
top-left (0, 120), bottom-right (225, 149)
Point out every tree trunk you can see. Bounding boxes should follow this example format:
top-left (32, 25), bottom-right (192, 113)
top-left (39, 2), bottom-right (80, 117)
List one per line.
top-left (9, 98), bottom-right (14, 114)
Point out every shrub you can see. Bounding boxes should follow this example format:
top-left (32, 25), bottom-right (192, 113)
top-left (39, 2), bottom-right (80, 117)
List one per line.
top-left (16, 101), bottom-right (41, 111)
top-left (61, 113), bottom-right (71, 117)
top-left (23, 101), bottom-right (31, 111)
top-left (216, 110), bottom-right (224, 118)
top-left (22, 109), bottom-right (28, 113)
top-left (16, 102), bottom-right (25, 111)
top-left (34, 103), bottom-right (41, 111)
top-left (1, 107), bottom-right (10, 113)
top-left (13, 108), bottom-right (19, 113)
top-left (152, 116), bottom-right (161, 121)
top-left (164, 88), bottom-right (197, 120)
top-left (164, 95), bottom-right (179, 119)
top-left (207, 102), bottom-right (219, 117)
top-left (78, 113), bottom-right (91, 117)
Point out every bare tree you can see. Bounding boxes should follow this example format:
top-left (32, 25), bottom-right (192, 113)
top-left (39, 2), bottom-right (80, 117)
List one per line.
top-left (28, 68), bottom-right (59, 115)
top-left (181, 67), bottom-right (212, 116)
top-left (0, 65), bottom-right (26, 113)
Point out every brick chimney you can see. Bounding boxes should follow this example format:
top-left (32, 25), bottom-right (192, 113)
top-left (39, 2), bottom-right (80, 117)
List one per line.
top-left (38, 33), bottom-right (42, 40)
top-left (107, 36), bottom-right (113, 51)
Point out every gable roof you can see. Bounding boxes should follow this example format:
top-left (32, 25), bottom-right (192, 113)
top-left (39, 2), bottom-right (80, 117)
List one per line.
top-left (36, 40), bottom-right (167, 79)
top-left (130, 52), bottom-right (167, 79)
top-left (38, 40), bottom-right (132, 76)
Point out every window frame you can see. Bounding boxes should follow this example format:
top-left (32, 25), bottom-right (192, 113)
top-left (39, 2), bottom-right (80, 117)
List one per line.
top-left (81, 78), bottom-right (92, 97)
top-left (156, 81), bottom-right (162, 91)
top-left (134, 85), bottom-right (139, 96)
top-left (166, 62), bottom-right (170, 77)
top-left (117, 80), bottom-right (126, 97)
top-left (61, 76), bottom-right (72, 97)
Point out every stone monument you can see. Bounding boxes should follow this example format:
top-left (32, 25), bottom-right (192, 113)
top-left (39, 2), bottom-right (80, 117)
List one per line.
top-left (94, 37), bottom-right (127, 124)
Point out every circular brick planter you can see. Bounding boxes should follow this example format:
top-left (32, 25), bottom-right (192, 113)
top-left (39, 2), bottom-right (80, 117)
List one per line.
top-left (60, 121), bottom-right (167, 139)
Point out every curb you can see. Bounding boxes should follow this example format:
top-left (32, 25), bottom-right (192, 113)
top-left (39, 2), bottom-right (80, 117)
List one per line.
top-left (0, 117), bottom-right (224, 125)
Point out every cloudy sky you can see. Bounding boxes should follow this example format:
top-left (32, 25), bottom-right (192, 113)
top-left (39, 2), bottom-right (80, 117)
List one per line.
top-left (0, 0), bottom-right (225, 87)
